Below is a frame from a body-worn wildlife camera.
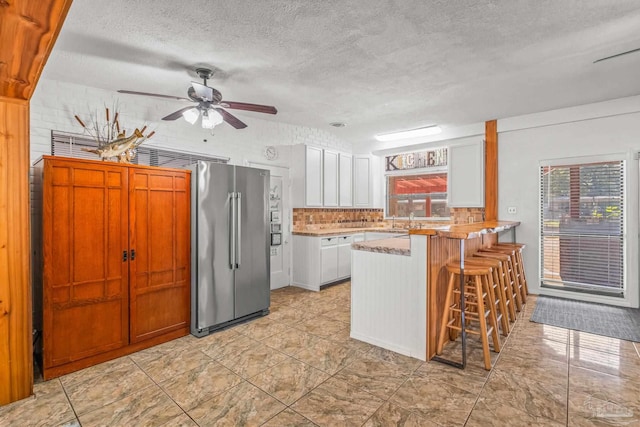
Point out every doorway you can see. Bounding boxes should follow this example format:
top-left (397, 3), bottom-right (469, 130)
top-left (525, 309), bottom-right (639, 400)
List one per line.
top-left (248, 162), bottom-right (291, 289)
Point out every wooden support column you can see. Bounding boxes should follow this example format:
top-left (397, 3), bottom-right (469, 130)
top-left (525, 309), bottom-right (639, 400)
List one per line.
top-left (0, 0), bottom-right (73, 405)
top-left (484, 120), bottom-right (498, 221)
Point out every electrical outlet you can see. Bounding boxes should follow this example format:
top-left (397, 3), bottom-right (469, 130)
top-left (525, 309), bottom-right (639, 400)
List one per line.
top-left (270, 247), bottom-right (278, 256)
top-left (468, 216), bottom-right (474, 224)
top-left (508, 206), bottom-right (517, 214)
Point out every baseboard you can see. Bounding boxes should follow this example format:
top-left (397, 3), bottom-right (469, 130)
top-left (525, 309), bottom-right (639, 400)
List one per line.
top-left (350, 330), bottom-right (426, 361)
top-left (291, 282), bottom-right (320, 292)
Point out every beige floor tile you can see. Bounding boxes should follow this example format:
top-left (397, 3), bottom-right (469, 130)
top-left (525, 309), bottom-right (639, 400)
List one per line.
top-left (129, 338), bottom-right (194, 367)
top-left (262, 409), bottom-right (318, 427)
top-left (78, 385), bottom-right (182, 426)
top-left (249, 357), bottom-right (329, 405)
top-left (0, 379), bottom-right (75, 427)
top-left (569, 366), bottom-right (640, 411)
top-left (363, 401), bottom-right (439, 427)
top-left (263, 328), bottom-right (322, 356)
top-left (467, 397), bottom-right (565, 427)
top-left (291, 377), bottom-right (384, 427)
top-left (234, 316), bottom-right (290, 341)
top-left (158, 413), bottom-right (198, 426)
top-left (295, 315), bottom-right (349, 338)
top-left (367, 346), bottom-right (424, 373)
top-left (568, 391), bottom-right (639, 427)
top-left (333, 352), bottom-right (410, 400)
top-left (493, 354), bottom-right (568, 387)
top-left (267, 304), bottom-right (315, 323)
top-left (188, 381), bottom-right (285, 426)
top-left (327, 327), bottom-right (376, 353)
top-left (319, 307), bottom-right (351, 323)
top-left (133, 345), bottom-right (212, 383)
top-left (189, 326), bottom-right (239, 350)
top-left (217, 343), bottom-right (289, 379)
top-left (569, 330), bottom-right (639, 359)
top-left (480, 369), bottom-right (568, 423)
top-left (58, 419), bottom-right (80, 427)
top-left (569, 345), bottom-right (640, 380)
top-left (501, 336), bottom-right (568, 364)
top-left (200, 333), bottom-right (260, 360)
top-left (61, 357), bottom-right (154, 416)
top-left (294, 337), bottom-right (365, 375)
top-left (159, 360), bottom-right (243, 411)
top-left (58, 355), bottom-right (133, 390)
top-left (513, 321), bottom-right (570, 343)
top-left (415, 360), bottom-right (488, 395)
top-left (390, 376), bottom-right (478, 427)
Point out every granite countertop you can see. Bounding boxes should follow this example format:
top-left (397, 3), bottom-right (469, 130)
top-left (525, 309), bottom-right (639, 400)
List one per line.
top-left (408, 220), bottom-right (521, 239)
top-left (292, 227), bottom-right (409, 237)
top-left (351, 236), bottom-right (411, 256)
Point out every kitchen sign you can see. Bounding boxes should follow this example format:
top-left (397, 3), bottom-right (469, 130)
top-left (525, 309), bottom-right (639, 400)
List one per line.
top-left (385, 148), bottom-right (447, 171)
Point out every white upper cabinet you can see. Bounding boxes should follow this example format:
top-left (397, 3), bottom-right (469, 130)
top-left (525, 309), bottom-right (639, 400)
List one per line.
top-left (339, 153), bottom-right (353, 206)
top-left (354, 155), bottom-right (372, 207)
top-left (448, 140), bottom-right (485, 207)
top-left (301, 145), bottom-right (323, 207)
top-left (323, 150), bottom-right (339, 207)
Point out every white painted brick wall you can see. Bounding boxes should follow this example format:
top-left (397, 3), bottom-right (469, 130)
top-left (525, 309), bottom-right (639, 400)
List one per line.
top-left (30, 79), bottom-right (352, 166)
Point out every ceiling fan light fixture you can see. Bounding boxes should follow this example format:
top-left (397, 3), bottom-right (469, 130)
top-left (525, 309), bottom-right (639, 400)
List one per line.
top-left (201, 109), bottom-right (224, 129)
top-left (182, 108), bottom-right (200, 125)
top-left (375, 125), bottom-right (441, 142)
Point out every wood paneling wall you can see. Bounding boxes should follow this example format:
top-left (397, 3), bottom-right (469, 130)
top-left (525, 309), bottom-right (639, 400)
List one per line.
top-left (426, 233), bottom-right (498, 359)
top-left (485, 120), bottom-right (498, 221)
top-left (0, 0), bottom-right (73, 405)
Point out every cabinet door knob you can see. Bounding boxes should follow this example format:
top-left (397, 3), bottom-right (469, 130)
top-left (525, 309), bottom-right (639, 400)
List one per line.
top-left (131, 249), bottom-right (136, 261)
top-left (122, 250), bottom-right (128, 262)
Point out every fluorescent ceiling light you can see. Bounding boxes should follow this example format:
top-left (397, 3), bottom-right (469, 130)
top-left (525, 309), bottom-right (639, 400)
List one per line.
top-left (375, 125), bottom-right (441, 142)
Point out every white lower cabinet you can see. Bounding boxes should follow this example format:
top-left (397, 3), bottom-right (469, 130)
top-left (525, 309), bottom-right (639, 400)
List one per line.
top-left (293, 234), bottom-right (355, 291)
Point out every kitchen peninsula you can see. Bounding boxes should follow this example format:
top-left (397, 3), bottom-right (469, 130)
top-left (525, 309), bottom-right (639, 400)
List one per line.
top-left (350, 221), bottom-right (520, 361)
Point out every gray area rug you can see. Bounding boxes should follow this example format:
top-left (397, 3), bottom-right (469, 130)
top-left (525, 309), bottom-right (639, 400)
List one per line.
top-left (530, 296), bottom-right (640, 342)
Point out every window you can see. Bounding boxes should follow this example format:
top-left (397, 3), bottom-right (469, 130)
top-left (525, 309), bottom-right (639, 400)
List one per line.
top-left (540, 159), bottom-right (625, 295)
top-left (386, 172), bottom-right (449, 218)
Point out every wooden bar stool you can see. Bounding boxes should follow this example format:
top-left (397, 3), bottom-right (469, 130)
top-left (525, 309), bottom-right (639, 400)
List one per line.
top-left (479, 247), bottom-right (524, 311)
top-left (437, 262), bottom-right (501, 370)
top-left (472, 251), bottom-right (517, 323)
top-left (493, 243), bottom-right (529, 298)
top-left (466, 257), bottom-right (510, 335)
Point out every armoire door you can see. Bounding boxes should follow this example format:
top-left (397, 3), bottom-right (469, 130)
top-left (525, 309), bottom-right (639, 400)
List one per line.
top-left (43, 158), bottom-right (129, 368)
top-left (129, 167), bottom-right (190, 343)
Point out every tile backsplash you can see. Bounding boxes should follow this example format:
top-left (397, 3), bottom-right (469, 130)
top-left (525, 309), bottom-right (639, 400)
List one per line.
top-left (450, 207), bottom-right (485, 224)
top-left (293, 208), bottom-right (384, 230)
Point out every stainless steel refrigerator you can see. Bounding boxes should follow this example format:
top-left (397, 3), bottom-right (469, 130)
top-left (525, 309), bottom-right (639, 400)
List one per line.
top-left (189, 161), bottom-right (270, 337)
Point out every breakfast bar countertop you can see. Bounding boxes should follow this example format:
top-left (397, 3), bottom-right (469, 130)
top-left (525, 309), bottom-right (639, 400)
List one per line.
top-left (408, 220), bottom-right (521, 239)
top-left (351, 236), bottom-right (411, 256)
top-left (292, 227), bottom-right (409, 236)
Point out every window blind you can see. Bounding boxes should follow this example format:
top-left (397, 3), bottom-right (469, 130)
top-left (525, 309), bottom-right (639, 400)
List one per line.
top-left (51, 131), bottom-right (229, 168)
top-left (539, 160), bottom-right (624, 295)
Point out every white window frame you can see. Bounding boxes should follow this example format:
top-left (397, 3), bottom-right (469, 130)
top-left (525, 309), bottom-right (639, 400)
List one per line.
top-left (538, 152), bottom-right (639, 307)
top-left (384, 166), bottom-right (450, 220)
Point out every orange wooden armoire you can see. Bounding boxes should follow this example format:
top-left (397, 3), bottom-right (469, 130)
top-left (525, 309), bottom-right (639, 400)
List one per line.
top-left (32, 156), bottom-right (191, 379)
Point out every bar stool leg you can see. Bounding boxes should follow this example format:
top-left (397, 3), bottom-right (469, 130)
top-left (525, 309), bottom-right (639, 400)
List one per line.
top-left (475, 276), bottom-right (492, 370)
top-left (437, 273), bottom-right (456, 354)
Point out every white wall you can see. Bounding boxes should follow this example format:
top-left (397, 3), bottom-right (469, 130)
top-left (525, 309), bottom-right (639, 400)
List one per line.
top-left (499, 102), bottom-right (640, 308)
top-left (30, 79), bottom-right (351, 166)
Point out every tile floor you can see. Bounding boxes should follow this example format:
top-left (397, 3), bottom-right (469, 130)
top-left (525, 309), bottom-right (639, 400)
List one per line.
top-left (2, 282), bottom-right (640, 426)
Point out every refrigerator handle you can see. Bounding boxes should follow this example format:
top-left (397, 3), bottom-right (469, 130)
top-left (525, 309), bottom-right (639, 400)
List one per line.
top-left (236, 192), bottom-right (242, 268)
top-left (229, 192), bottom-right (236, 270)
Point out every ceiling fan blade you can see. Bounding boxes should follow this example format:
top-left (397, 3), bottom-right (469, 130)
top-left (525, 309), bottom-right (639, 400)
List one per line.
top-left (162, 106), bottom-right (199, 121)
top-left (221, 101), bottom-right (277, 115)
top-left (118, 90), bottom-right (191, 101)
top-left (214, 108), bottom-right (247, 129)
top-left (191, 82), bottom-right (214, 102)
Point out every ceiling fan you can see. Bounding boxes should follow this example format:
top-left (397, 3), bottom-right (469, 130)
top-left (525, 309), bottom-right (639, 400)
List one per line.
top-left (118, 68), bottom-right (277, 129)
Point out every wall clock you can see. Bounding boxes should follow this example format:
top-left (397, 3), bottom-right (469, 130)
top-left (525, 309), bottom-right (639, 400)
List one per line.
top-left (263, 145), bottom-right (278, 161)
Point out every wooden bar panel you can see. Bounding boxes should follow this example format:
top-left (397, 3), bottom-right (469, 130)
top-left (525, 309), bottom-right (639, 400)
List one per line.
top-left (427, 233), bottom-right (498, 359)
top-left (0, 98), bottom-right (33, 405)
top-left (485, 120), bottom-right (498, 221)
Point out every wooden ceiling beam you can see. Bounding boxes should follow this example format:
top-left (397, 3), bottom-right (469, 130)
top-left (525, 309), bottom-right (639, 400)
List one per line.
top-left (0, 0), bottom-right (73, 100)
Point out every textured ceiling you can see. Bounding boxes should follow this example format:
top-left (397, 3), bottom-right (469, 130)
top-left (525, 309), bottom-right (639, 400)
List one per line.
top-left (42, 0), bottom-right (640, 146)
